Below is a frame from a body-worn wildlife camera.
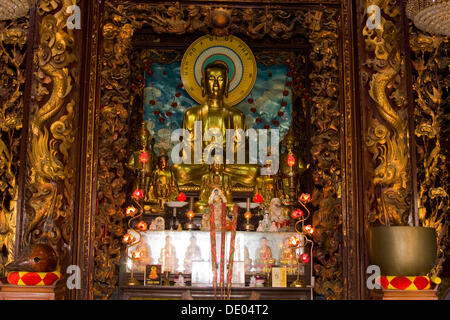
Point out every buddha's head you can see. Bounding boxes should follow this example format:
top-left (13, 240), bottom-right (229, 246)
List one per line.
top-left (158, 155), bottom-right (169, 170)
top-left (202, 61), bottom-right (230, 99)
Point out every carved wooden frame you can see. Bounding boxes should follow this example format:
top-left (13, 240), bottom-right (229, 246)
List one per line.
top-left (73, 0), bottom-right (363, 300)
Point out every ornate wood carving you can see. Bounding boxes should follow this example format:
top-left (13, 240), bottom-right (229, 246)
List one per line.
top-left (409, 27), bottom-right (449, 278)
top-left (305, 8), bottom-right (343, 300)
top-left (23, 0), bottom-right (78, 272)
top-left (360, 0), bottom-right (412, 227)
top-left (0, 17), bottom-right (28, 277)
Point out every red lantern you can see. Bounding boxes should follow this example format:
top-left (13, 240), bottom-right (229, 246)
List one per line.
top-left (177, 192), bottom-right (187, 202)
top-left (175, 92), bottom-right (182, 97)
top-left (287, 154), bottom-right (295, 167)
top-left (301, 253), bottom-right (310, 264)
top-left (133, 189), bottom-right (144, 200)
top-left (136, 221), bottom-right (148, 231)
top-left (291, 209), bottom-right (304, 219)
top-left (122, 233), bottom-right (135, 244)
top-left (131, 250), bottom-right (144, 261)
top-left (253, 193), bottom-right (263, 204)
top-left (299, 193), bottom-right (312, 203)
top-left (125, 206), bottom-right (138, 217)
top-left (304, 225), bottom-right (314, 235)
top-left (139, 151), bottom-right (149, 163)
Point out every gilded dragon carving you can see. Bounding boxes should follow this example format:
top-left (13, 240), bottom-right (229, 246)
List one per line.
top-left (24, 0), bottom-right (77, 263)
top-left (363, 0), bottom-right (411, 226)
top-left (0, 18), bottom-right (28, 277)
top-left (409, 28), bottom-right (449, 278)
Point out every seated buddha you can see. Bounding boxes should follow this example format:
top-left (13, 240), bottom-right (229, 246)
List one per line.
top-left (172, 61), bottom-right (259, 189)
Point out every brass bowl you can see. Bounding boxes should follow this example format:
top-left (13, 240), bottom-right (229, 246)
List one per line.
top-left (368, 226), bottom-right (437, 276)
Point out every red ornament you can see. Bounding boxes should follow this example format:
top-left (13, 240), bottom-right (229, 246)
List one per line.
top-left (136, 221), bottom-right (148, 231)
top-left (253, 193), bottom-right (263, 204)
top-left (175, 92), bottom-right (182, 97)
top-left (291, 209), bottom-right (304, 219)
top-left (273, 120), bottom-right (280, 126)
top-left (283, 90), bottom-right (289, 96)
top-left (153, 110), bottom-right (160, 116)
top-left (140, 151), bottom-right (149, 163)
top-left (248, 98), bottom-right (254, 104)
top-left (149, 100), bottom-right (156, 106)
top-left (125, 206), bottom-right (138, 217)
top-left (264, 124), bottom-right (270, 129)
top-left (133, 189), bottom-right (144, 199)
top-left (171, 102), bottom-right (178, 108)
top-left (177, 83), bottom-right (184, 89)
top-left (281, 101), bottom-right (287, 107)
top-left (177, 192), bottom-right (187, 202)
top-left (299, 193), bottom-right (312, 203)
top-left (278, 111), bottom-right (285, 117)
top-left (285, 82), bottom-right (292, 87)
top-left (159, 117), bottom-right (165, 123)
top-left (250, 107), bottom-right (257, 113)
top-left (301, 253), bottom-right (310, 264)
top-left (256, 117), bottom-right (262, 123)
top-left (166, 111), bottom-right (173, 117)
top-left (287, 154), bottom-right (295, 167)
top-left (131, 84), bottom-right (137, 91)
top-left (148, 70), bottom-right (153, 76)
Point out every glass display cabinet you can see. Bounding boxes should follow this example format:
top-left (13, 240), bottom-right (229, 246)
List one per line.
top-left (119, 229), bottom-right (314, 300)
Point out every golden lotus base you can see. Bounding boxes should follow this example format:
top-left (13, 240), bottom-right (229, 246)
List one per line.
top-left (127, 277), bottom-right (140, 286)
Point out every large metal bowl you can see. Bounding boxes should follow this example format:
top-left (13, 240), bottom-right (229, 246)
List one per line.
top-left (368, 226), bottom-right (437, 276)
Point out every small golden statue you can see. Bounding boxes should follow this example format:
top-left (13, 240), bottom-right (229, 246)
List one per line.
top-left (254, 148), bottom-right (282, 207)
top-left (256, 237), bottom-right (275, 273)
top-left (172, 61), bottom-right (259, 188)
top-left (126, 122), bottom-right (154, 200)
top-left (279, 238), bottom-right (297, 275)
top-left (148, 154), bottom-right (179, 209)
top-left (196, 164), bottom-right (233, 213)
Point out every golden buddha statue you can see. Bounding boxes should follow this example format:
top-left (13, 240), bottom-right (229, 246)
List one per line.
top-left (148, 154), bottom-right (179, 209)
top-left (196, 164), bottom-right (233, 213)
top-left (172, 61), bottom-right (259, 188)
top-left (279, 238), bottom-right (297, 275)
top-left (126, 122), bottom-right (154, 200)
top-left (256, 237), bottom-right (275, 273)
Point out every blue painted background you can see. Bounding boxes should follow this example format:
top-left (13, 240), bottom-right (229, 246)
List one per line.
top-left (144, 62), bottom-right (292, 156)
